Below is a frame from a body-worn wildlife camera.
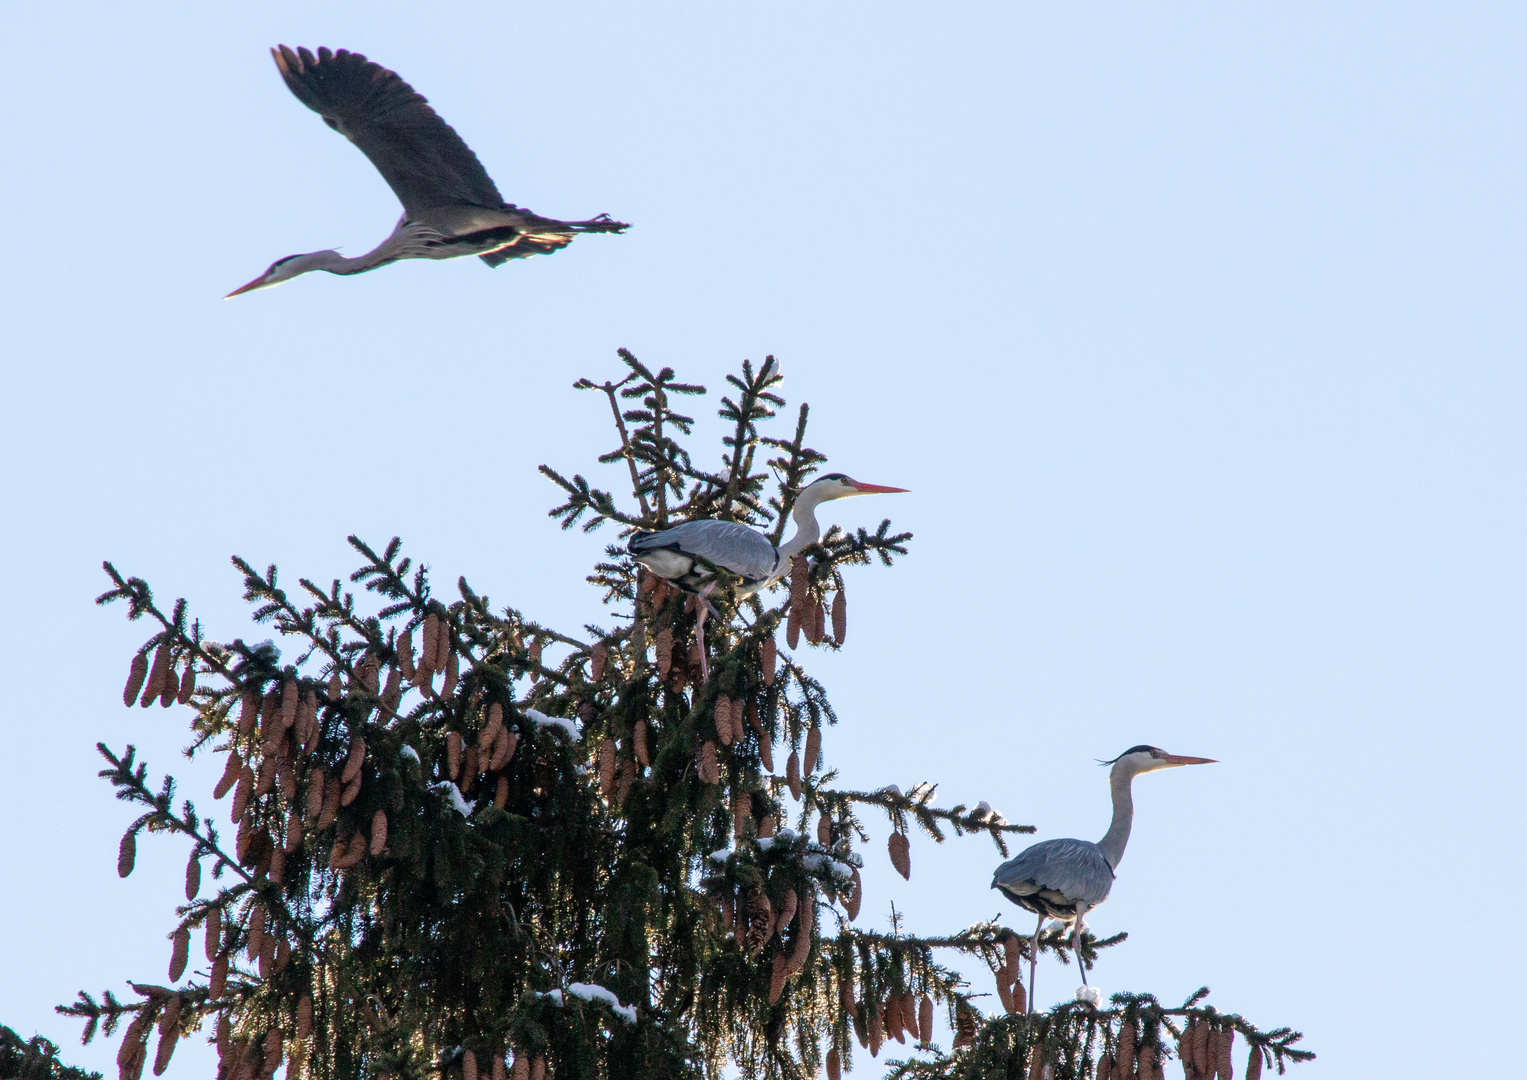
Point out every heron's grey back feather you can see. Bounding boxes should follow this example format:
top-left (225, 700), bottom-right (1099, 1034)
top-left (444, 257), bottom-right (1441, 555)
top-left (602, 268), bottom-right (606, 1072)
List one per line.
top-left (991, 838), bottom-right (1115, 916)
top-left (273, 46), bottom-right (506, 218)
top-left (628, 521), bottom-right (780, 584)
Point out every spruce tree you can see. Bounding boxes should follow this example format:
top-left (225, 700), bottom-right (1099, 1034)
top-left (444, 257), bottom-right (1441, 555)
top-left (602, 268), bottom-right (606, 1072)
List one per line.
top-left (60, 351), bottom-right (1313, 1080)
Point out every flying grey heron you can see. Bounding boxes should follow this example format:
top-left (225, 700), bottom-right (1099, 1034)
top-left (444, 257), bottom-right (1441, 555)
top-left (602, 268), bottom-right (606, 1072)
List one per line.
top-left (227, 46), bottom-right (628, 297)
top-left (627, 472), bottom-right (906, 677)
top-left (991, 745), bottom-right (1215, 1010)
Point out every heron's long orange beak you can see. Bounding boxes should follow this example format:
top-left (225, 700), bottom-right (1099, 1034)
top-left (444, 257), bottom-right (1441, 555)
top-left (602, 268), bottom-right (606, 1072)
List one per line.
top-left (1161, 754), bottom-right (1216, 766)
top-left (224, 275), bottom-right (269, 299)
top-left (849, 482), bottom-right (909, 494)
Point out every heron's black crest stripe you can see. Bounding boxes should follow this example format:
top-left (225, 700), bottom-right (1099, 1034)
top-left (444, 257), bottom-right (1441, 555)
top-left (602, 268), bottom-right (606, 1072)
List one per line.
top-left (1098, 744), bottom-right (1162, 765)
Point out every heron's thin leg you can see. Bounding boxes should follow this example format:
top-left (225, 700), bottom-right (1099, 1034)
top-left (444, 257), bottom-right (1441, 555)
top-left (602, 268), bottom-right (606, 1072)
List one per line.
top-left (1072, 903), bottom-right (1090, 988)
top-left (694, 583), bottom-right (718, 682)
top-left (1028, 911), bottom-right (1044, 1015)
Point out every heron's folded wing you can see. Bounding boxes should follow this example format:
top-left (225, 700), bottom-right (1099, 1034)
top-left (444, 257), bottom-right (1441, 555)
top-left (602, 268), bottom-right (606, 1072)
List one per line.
top-left (629, 521), bottom-right (778, 583)
top-left (273, 46), bottom-right (506, 218)
top-left (992, 838), bottom-right (1115, 909)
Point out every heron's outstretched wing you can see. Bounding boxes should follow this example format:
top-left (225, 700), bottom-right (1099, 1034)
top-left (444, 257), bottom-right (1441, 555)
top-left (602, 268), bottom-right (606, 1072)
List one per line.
top-left (628, 521), bottom-right (779, 583)
top-left (272, 46), bottom-right (505, 217)
top-left (992, 838), bottom-right (1115, 911)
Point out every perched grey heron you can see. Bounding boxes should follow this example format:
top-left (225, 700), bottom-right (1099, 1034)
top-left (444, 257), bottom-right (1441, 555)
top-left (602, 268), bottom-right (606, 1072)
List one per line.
top-left (227, 46), bottom-right (628, 297)
top-left (627, 472), bottom-right (906, 677)
top-left (991, 745), bottom-right (1215, 1009)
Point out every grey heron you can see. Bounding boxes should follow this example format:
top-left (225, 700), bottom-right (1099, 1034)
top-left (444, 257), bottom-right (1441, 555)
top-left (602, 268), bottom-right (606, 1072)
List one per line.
top-left (991, 745), bottom-right (1215, 1010)
top-left (627, 473), bottom-right (906, 677)
top-left (227, 46), bottom-right (628, 297)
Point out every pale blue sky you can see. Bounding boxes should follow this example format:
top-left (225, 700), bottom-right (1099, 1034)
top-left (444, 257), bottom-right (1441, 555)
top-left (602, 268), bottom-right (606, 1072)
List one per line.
top-left (3, 4), bottom-right (1524, 1078)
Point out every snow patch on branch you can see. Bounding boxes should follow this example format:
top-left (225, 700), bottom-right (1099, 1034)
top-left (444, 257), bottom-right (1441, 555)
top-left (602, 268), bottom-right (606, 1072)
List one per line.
top-left (524, 708), bottom-right (581, 739)
top-left (431, 781), bottom-right (472, 817)
top-left (544, 983), bottom-right (637, 1023)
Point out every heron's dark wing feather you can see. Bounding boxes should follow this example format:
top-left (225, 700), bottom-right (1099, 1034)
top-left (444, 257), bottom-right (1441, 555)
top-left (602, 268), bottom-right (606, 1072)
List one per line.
top-left (628, 521), bottom-right (778, 583)
top-left (273, 46), bottom-right (505, 217)
top-left (992, 838), bottom-right (1115, 911)
top-left (479, 234), bottom-right (574, 267)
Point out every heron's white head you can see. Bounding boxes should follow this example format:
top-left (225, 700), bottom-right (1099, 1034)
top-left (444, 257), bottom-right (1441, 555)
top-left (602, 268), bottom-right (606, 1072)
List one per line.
top-left (799, 472), bottom-right (909, 504)
top-left (225, 251), bottom-right (339, 297)
top-left (1102, 744), bottom-right (1216, 780)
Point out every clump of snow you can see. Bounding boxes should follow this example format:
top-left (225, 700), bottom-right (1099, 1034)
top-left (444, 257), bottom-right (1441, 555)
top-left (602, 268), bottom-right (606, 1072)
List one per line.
top-left (431, 781), bottom-right (472, 817)
top-left (524, 708), bottom-right (581, 739)
top-left (707, 847), bottom-right (732, 864)
top-left (878, 784), bottom-right (904, 799)
top-left (400, 746), bottom-right (420, 765)
top-left (545, 983), bottom-right (637, 1024)
top-left (970, 800), bottom-right (993, 821)
top-left (1074, 986), bottom-right (1102, 1007)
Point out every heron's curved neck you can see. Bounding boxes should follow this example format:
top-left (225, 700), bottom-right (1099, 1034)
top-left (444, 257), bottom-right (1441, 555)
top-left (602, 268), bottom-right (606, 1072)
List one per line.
top-left (777, 487), bottom-right (829, 564)
top-left (1097, 764), bottom-right (1136, 870)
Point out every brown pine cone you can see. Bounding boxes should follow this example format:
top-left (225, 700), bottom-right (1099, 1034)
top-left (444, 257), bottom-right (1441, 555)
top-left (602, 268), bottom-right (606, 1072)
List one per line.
top-left (526, 638), bottom-right (542, 680)
top-left (1116, 1021), bottom-right (1135, 1076)
top-left (152, 1018), bottom-right (179, 1076)
top-left (184, 854), bottom-right (201, 901)
top-left (511, 1054), bottom-right (529, 1080)
top-left (1026, 1046), bottom-right (1045, 1080)
top-left (805, 599), bottom-right (824, 645)
top-left (590, 643), bottom-right (608, 681)
top-left (285, 806), bottom-right (303, 854)
top-left (491, 1055), bottom-right (505, 1080)
top-left (342, 735), bottom-right (366, 784)
top-left (995, 969), bottom-right (1014, 1014)
top-left (1096, 1054), bottom-right (1115, 1080)
top-left (768, 950), bottom-right (789, 1005)
top-left (280, 678), bottom-right (299, 729)
top-left (339, 773), bottom-right (362, 807)
top-left (1010, 977), bottom-right (1026, 1015)
top-left (306, 770), bottom-right (326, 823)
top-left (369, 810), bottom-right (388, 856)
top-left (715, 695), bottom-right (733, 745)
top-left (846, 868), bottom-right (863, 921)
top-left (1245, 1044), bottom-right (1262, 1080)
top-left (762, 635), bottom-right (777, 685)
top-left (204, 909), bottom-right (222, 962)
top-left (209, 954), bottom-right (228, 999)
top-left (443, 637), bottom-right (460, 696)
top-left (529, 1058), bottom-right (545, 1080)
top-left (397, 629), bottom-right (415, 679)
top-left (167, 928), bottom-right (189, 982)
top-left (246, 904), bottom-right (265, 962)
top-left (262, 1030), bottom-right (283, 1078)
top-left (327, 671), bottom-right (342, 702)
top-left (1217, 1027), bottom-right (1236, 1080)
top-left (598, 739), bottom-right (617, 797)
top-left (919, 996), bottom-right (934, 1047)
top-left (382, 664), bottom-right (402, 711)
top-left (826, 1047), bottom-right (841, 1080)
top-left (776, 889), bottom-right (798, 939)
top-left (463, 1050), bottom-right (478, 1080)
top-left (214, 750), bottom-right (242, 801)
top-left (732, 699), bottom-right (748, 745)
top-left (758, 815), bottom-right (776, 838)
top-left (868, 999), bottom-right (884, 1058)
top-left (1136, 1040), bottom-right (1157, 1080)
top-left (817, 812), bottom-right (832, 845)
top-left (888, 831), bottom-right (911, 879)
top-left (699, 740), bottom-right (719, 784)
top-left (804, 727), bottom-right (821, 775)
top-left (1004, 933), bottom-right (1023, 978)
top-left (786, 898), bottom-right (813, 975)
top-left (885, 996), bottom-right (904, 1044)
top-left (732, 790), bottom-right (751, 839)
top-left (277, 756), bottom-right (297, 803)
top-left (744, 883), bottom-right (774, 953)
top-left (177, 663), bottom-right (197, 706)
top-left (1193, 1019), bottom-right (1212, 1077)
top-left (831, 590), bottom-right (847, 645)
top-left (494, 775), bottom-right (509, 810)
top-left (142, 642), bottom-right (170, 708)
top-left (239, 690), bottom-right (261, 735)
top-left (296, 995), bottom-right (313, 1040)
top-left (254, 755), bottom-right (276, 798)
top-left (446, 732), bottom-right (463, 780)
top-left (901, 991), bottom-right (920, 1041)
top-left (655, 628), bottom-right (673, 678)
top-left (838, 971), bottom-right (856, 1016)
top-left (786, 750), bottom-right (802, 799)
top-left (758, 725), bottom-right (774, 772)
top-left (633, 720), bottom-right (650, 767)
top-left (318, 780), bottom-right (340, 831)
top-left (124, 653), bottom-right (149, 707)
top-left (118, 832), bottom-right (136, 878)
top-left (158, 661), bottom-right (178, 708)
